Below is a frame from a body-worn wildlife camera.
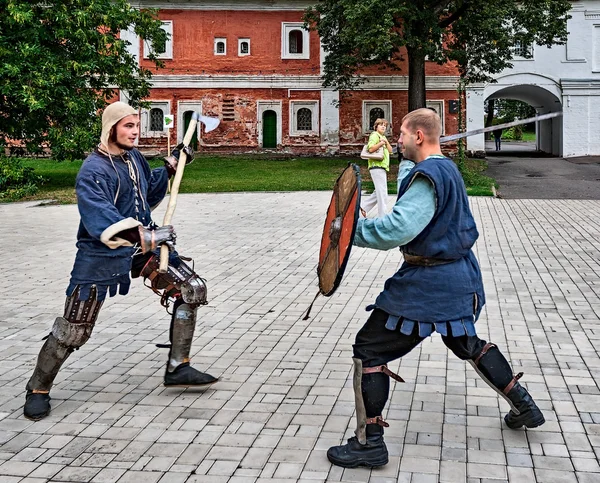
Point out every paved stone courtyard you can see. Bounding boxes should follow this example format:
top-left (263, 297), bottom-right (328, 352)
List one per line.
top-left (1, 193), bottom-right (600, 483)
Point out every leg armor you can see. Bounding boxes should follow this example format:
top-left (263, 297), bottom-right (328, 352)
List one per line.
top-left (443, 336), bottom-right (545, 429)
top-left (167, 298), bottom-right (196, 372)
top-left (328, 311), bottom-right (423, 469)
top-left (138, 254), bottom-right (217, 387)
top-left (353, 359), bottom-right (403, 444)
top-left (138, 254), bottom-right (207, 308)
top-left (25, 286), bottom-right (102, 420)
top-left (327, 358), bottom-right (399, 468)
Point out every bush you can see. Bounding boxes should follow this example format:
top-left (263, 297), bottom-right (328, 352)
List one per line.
top-left (0, 157), bottom-right (46, 201)
top-left (456, 157), bottom-right (497, 192)
top-left (501, 125), bottom-right (523, 141)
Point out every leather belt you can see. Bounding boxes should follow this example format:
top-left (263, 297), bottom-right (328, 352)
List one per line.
top-left (403, 253), bottom-right (459, 266)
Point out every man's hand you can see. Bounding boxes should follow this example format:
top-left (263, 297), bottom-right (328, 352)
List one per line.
top-left (164, 143), bottom-right (194, 177)
top-left (138, 225), bottom-right (177, 254)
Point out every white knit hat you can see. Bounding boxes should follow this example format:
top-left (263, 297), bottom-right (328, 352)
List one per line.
top-left (100, 101), bottom-right (138, 147)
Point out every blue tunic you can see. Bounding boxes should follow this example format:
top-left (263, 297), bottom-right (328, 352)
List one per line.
top-left (355, 156), bottom-right (485, 338)
top-left (67, 149), bottom-right (169, 301)
top-left (377, 156), bottom-right (485, 321)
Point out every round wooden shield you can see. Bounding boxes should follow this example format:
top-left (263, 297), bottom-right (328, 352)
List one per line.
top-left (318, 163), bottom-right (361, 296)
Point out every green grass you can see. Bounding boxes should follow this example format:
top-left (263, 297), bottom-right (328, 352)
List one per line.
top-left (460, 158), bottom-right (497, 197)
top-left (521, 131), bottom-right (536, 142)
top-left (9, 154), bottom-right (497, 203)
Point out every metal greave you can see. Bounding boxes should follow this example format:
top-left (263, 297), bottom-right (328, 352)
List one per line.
top-left (26, 333), bottom-right (72, 392)
top-left (167, 301), bottom-right (197, 372)
top-left (353, 357), bottom-right (368, 444)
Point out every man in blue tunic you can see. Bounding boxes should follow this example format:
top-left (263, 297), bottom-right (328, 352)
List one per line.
top-left (327, 108), bottom-right (544, 468)
top-left (24, 102), bottom-right (217, 421)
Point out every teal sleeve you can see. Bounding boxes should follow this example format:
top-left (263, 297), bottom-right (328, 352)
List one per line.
top-left (354, 176), bottom-right (436, 250)
top-left (397, 159), bottom-right (415, 193)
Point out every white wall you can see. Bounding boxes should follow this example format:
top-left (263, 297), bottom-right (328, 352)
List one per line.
top-left (468, 0), bottom-right (600, 157)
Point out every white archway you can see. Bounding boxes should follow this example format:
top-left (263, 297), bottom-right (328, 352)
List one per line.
top-left (466, 73), bottom-right (563, 156)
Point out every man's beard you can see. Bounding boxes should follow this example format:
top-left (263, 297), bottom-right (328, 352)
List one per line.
top-left (403, 146), bottom-right (415, 162)
top-left (114, 140), bottom-right (133, 150)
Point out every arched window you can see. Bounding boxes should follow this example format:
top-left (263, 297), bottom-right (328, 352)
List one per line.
top-left (240, 41), bottom-right (249, 54)
top-left (296, 108), bottom-right (312, 131)
top-left (149, 108), bottom-right (164, 132)
top-left (369, 108), bottom-right (385, 130)
top-left (216, 41), bottom-right (225, 54)
top-left (289, 30), bottom-right (303, 54)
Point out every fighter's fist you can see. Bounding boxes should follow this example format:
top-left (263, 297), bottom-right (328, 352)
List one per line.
top-left (164, 143), bottom-right (194, 177)
top-left (138, 225), bottom-right (177, 254)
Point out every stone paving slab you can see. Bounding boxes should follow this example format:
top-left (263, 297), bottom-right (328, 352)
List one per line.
top-left (0, 193), bottom-right (599, 483)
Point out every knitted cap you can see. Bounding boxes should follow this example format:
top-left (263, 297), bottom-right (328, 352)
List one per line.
top-left (100, 101), bottom-right (138, 147)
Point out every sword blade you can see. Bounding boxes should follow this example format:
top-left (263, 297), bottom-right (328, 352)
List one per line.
top-left (440, 111), bottom-right (562, 143)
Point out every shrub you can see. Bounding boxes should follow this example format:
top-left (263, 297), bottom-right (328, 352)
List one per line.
top-left (0, 157), bottom-right (45, 201)
top-left (501, 125), bottom-right (523, 141)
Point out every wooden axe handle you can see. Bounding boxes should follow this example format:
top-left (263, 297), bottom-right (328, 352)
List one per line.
top-left (158, 113), bottom-right (199, 273)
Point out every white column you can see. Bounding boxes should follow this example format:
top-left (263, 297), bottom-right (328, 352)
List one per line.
top-left (465, 86), bottom-right (485, 154)
top-left (321, 90), bottom-right (340, 152)
top-left (320, 30), bottom-right (339, 153)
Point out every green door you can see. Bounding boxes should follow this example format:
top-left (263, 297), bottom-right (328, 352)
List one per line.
top-left (262, 110), bottom-right (277, 148)
top-left (183, 111), bottom-right (199, 150)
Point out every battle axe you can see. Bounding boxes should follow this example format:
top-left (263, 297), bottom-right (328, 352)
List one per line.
top-left (159, 113), bottom-right (220, 273)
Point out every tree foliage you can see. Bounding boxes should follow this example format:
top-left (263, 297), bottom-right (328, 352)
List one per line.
top-left (304, 0), bottom-right (571, 111)
top-left (494, 99), bottom-right (537, 124)
top-left (0, 1), bottom-right (167, 160)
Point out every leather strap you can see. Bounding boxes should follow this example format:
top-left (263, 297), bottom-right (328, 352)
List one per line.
top-left (503, 372), bottom-right (524, 395)
top-left (365, 415), bottom-right (389, 427)
top-left (363, 364), bottom-right (405, 383)
top-left (403, 253), bottom-right (459, 267)
top-left (474, 342), bottom-right (497, 366)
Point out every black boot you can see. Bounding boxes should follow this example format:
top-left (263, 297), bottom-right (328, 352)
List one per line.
top-left (504, 381), bottom-right (545, 429)
top-left (469, 343), bottom-right (545, 430)
top-left (24, 391), bottom-right (51, 421)
top-left (327, 425), bottom-right (388, 468)
top-left (164, 362), bottom-right (218, 387)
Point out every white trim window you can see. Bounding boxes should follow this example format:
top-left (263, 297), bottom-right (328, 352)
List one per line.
top-left (362, 101), bottom-right (392, 135)
top-left (426, 100), bottom-right (445, 135)
top-left (290, 101), bottom-right (319, 136)
top-left (143, 21), bottom-right (173, 60)
top-left (140, 101), bottom-right (170, 137)
top-left (238, 38), bottom-right (251, 56)
top-left (511, 38), bottom-right (534, 59)
top-left (281, 23), bottom-right (310, 59)
top-left (214, 37), bottom-right (227, 55)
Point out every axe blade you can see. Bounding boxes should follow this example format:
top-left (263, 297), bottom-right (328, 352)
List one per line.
top-left (198, 115), bottom-right (220, 133)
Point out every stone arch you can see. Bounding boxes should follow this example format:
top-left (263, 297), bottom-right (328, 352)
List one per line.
top-left (466, 73), bottom-right (563, 156)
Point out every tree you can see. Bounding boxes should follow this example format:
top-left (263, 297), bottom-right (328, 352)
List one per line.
top-left (0, 0), bottom-right (167, 160)
top-left (304, 1), bottom-right (571, 112)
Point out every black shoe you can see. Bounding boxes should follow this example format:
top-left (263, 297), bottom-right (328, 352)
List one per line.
top-left (327, 435), bottom-right (388, 468)
top-left (504, 382), bottom-right (545, 429)
top-left (164, 362), bottom-right (218, 387)
top-left (24, 391), bottom-right (51, 421)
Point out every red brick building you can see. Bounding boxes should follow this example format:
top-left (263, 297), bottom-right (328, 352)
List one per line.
top-left (124, 1), bottom-right (462, 155)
